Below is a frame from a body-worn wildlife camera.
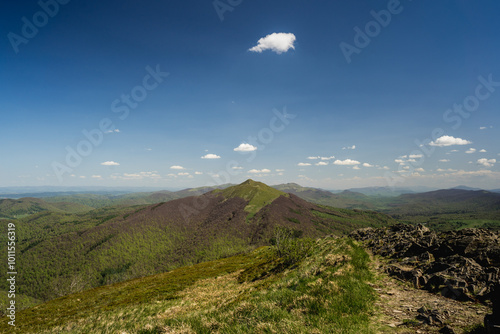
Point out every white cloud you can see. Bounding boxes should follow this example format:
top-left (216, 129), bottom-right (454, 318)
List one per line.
top-left (101, 161), bottom-right (120, 166)
top-left (315, 161), bottom-right (328, 166)
top-left (362, 163), bottom-right (373, 167)
top-left (234, 143), bottom-right (257, 152)
top-left (429, 135), bottom-right (472, 147)
top-left (353, 166), bottom-right (360, 170)
top-left (248, 169), bottom-right (271, 174)
top-left (112, 171), bottom-right (161, 180)
top-left (437, 168), bottom-right (457, 172)
top-left (195, 171), bottom-right (203, 175)
top-left (105, 129), bottom-right (120, 134)
top-left (480, 126), bottom-right (487, 130)
top-left (466, 148), bottom-right (477, 154)
top-left (439, 159), bottom-right (450, 162)
top-left (394, 159), bottom-right (405, 164)
top-left (415, 168), bottom-right (425, 172)
top-left (477, 158), bottom-right (496, 167)
top-left (275, 169), bottom-right (285, 172)
top-left (91, 175), bottom-right (102, 179)
top-left (342, 145), bottom-right (356, 150)
top-left (232, 166), bottom-right (244, 170)
top-left (450, 150), bottom-right (459, 152)
top-left (170, 165), bottom-right (185, 170)
top-left (201, 153), bottom-right (221, 159)
top-left (333, 159), bottom-right (360, 166)
top-left (145, 148), bottom-right (152, 151)
top-left (307, 155), bottom-right (335, 160)
top-left (479, 149), bottom-right (487, 153)
top-left (249, 32), bottom-right (296, 54)
top-left (178, 172), bottom-right (190, 176)
top-left (409, 154), bottom-right (423, 159)
top-left (297, 162), bottom-right (312, 166)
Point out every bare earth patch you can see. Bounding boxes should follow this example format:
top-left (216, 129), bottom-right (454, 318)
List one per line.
top-left (371, 257), bottom-right (489, 333)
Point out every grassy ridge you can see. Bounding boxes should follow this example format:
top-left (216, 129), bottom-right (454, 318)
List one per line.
top-left (1, 237), bottom-right (376, 334)
top-left (216, 179), bottom-right (287, 215)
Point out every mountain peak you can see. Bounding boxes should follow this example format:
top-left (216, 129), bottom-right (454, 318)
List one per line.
top-left (215, 180), bottom-right (286, 215)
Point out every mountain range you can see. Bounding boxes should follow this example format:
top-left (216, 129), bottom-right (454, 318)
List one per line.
top-left (0, 179), bottom-right (394, 306)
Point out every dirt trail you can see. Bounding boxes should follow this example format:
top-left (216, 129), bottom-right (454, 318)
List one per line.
top-left (370, 256), bottom-right (490, 333)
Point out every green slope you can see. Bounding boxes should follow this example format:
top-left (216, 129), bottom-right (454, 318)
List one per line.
top-left (216, 179), bottom-right (287, 215)
top-left (1, 237), bottom-right (376, 334)
top-left (0, 197), bottom-right (93, 219)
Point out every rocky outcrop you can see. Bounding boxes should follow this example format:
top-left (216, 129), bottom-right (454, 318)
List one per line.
top-left (350, 224), bottom-right (500, 303)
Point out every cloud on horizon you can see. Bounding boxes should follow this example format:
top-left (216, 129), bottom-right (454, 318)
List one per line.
top-left (333, 159), bottom-right (360, 166)
top-left (100, 161), bottom-right (120, 166)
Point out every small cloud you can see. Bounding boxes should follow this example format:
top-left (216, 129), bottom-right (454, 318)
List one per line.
top-left (234, 143), bottom-right (257, 152)
top-left (248, 169), bottom-right (271, 174)
top-left (352, 166), bottom-right (360, 170)
top-left (477, 158), bottom-right (496, 167)
top-left (91, 175), bottom-right (102, 179)
top-left (450, 150), bottom-right (459, 152)
top-left (436, 168), bottom-right (457, 172)
top-left (395, 159), bottom-right (405, 164)
top-left (101, 161), bottom-right (120, 166)
top-left (439, 159), bottom-right (450, 162)
top-left (297, 162), bottom-right (312, 166)
top-left (275, 169), bottom-right (285, 172)
top-left (105, 129), bottom-right (120, 134)
top-left (333, 159), bottom-right (360, 166)
top-left (466, 148), bottom-right (477, 154)
top-left (178, 172), bottom-right (190, 176)
top-left (409, 154), bottom-right (423, 159)
top-left (342, 145), bottom-right (356, 150)
top-left (480, 126), bottom-right (487, 130)
top-left (249, 32), bottom-right (296, 54)
top-left (307, 155), bottom-right (335, 160)
top-left (79, 176), bottom-right (86, 179)
top-left (315, 161), bottom-right (328, 166)
top-left (232, 166), bottom-right (244, 170)
top-left (201, 153), bottom-right (221, 159)
top-left (415, 168), bottom-right (425, 172)
top-left (429, 135), bottom-right (472, 147)
top-left (479, 149), bottom-right (487, 153)
top-left (145, 148), bottom-right (152, 151)
top-left (170, 165), bottom-right (185, 170)
top-left (362, 163), bottom-right (373, 167)
top-left (195, 171), bottom-right (203, 175)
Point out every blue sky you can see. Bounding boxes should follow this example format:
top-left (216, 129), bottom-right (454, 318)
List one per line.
top-left (1, 0), bottom-right (500, 190)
